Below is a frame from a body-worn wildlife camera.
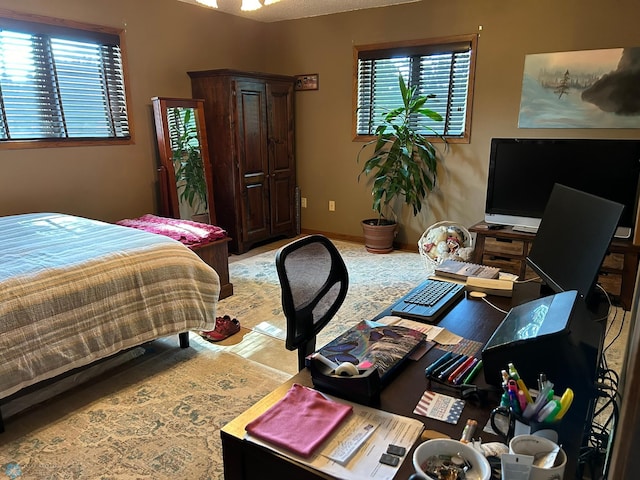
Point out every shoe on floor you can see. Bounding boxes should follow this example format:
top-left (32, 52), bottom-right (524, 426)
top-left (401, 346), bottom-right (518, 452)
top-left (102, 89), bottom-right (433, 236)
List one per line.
top-left (201, 315), bottom-right (241, 341)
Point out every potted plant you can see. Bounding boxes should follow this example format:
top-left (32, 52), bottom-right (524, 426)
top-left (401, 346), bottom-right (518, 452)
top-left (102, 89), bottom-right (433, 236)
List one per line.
top-left (171, 108), bottom-right (209, 223)
top-left (357, 73), bottom-right (445, 253)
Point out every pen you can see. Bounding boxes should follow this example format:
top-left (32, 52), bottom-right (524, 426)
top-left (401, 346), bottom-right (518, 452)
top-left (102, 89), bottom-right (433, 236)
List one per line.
top-left (452, 357), bottom-right (478, 385)
top-left (448, 356), bottom-right (475, 383)
top-left (462, 359), bottom-right (483, 384)
top-left (439, 354), bottom-right (468, 380)
top-left (509, 390), bottom-right (521, 414)
top-left (432, 353), bottom-right (463, 378)
top-left (424, 351), bottom-right (453, 377)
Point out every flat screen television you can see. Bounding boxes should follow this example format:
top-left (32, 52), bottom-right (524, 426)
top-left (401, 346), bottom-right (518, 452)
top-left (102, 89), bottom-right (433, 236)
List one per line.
top-left (526, 184), bottom-right (624, 306)
top-left (484, 138), bottom-right (640, 238)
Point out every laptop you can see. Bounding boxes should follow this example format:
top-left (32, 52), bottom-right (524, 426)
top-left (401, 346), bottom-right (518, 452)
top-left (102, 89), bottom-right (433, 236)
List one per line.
top-left (312, 320), bottom-right (425, 384)
top-left (390, 278), bottom-right (465, 323)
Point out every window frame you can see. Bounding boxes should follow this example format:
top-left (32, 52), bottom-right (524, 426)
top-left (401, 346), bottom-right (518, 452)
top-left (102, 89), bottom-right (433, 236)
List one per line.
top-left (0, 8), bottom-right (134, 150)
top-left (352, 34), bottom-right (477, 144)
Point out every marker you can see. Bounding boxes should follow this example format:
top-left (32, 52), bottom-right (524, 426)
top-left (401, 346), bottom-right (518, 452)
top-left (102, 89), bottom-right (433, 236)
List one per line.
top-left (432, 353), bottom-right (463, 378)
top-left (424, 351), bottom-right (453, 377)
top-left (516, 390), bottom-right (528, 412)
top-left (453, 357), bottom-right (479, 385)
top-left (439, 355), bottom-right (468, 380)
top-left (538, 399), bottom-right (562, 423)
top-left (462, 359), bottom-right (483, 384)
top-left (554, 388), bottom-right (574, 420)
top-left (517, 378), bottom-right (533, 404)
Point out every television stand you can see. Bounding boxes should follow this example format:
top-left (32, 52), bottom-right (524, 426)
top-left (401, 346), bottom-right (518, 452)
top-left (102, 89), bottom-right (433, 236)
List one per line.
top-left (470, 221), bottom-right (640, 310)
top-left (512, 225), bottom-right (538, 234)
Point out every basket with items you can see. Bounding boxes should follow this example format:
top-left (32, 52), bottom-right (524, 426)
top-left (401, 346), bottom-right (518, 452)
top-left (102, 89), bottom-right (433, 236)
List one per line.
top-left (418, 221), bottom-right (474, 273)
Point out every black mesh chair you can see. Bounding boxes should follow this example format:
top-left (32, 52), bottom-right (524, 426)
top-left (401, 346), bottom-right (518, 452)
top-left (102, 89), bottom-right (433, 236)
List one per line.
top-left (275, 235), bottom-right (349, 371)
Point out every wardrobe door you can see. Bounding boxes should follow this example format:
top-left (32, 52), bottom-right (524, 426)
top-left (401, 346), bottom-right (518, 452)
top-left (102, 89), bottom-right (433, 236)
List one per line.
top-left (234, 79), bottom-right (271, 246)
top-left (267, 80), bottom-right (296, 237)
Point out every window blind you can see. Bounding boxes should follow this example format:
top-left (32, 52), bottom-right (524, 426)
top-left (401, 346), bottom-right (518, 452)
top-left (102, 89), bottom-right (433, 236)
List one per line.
top-left (0, 21), bottom-right (129, 142)
top-left (356, 41), bottom-right (472, 138)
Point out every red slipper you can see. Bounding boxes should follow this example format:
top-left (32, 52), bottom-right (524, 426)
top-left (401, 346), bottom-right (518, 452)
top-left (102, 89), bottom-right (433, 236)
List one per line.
top-left (201, 315), bottom-right (241, 341)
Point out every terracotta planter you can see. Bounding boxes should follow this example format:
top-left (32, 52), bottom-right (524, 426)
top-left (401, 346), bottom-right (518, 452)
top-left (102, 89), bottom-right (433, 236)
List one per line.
top-left (361, 219), bottom-right (398, 254)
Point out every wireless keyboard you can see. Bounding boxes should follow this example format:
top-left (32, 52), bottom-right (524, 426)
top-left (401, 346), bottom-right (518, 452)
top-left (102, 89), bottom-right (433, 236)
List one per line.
top-left (390, 278), bottom-right (465, 323)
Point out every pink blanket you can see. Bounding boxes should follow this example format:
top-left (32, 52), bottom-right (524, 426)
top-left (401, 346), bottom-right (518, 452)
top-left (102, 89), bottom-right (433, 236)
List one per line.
top-left (117, 214), bottom-right (227, 246)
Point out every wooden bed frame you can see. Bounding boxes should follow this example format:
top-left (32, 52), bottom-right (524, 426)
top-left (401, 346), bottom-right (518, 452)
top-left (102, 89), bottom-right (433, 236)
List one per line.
top-left (191, 237), bottom-right (233, 300)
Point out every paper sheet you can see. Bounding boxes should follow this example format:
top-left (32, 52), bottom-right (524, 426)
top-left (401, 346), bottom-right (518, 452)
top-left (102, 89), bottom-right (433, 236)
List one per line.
top-left (380, 316), bottom-right (462, 345)
top-left (245, 395), bottom-right (424, 480)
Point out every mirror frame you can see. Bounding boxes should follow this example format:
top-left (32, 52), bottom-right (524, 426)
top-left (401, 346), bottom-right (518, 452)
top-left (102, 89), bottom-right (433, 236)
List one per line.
top-left (151, 97), bottom-right (217, 224)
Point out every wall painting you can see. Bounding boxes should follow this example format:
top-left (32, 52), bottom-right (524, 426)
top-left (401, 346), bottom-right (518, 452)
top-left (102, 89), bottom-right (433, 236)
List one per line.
top-left (518, 47), bottom-right (640, 128)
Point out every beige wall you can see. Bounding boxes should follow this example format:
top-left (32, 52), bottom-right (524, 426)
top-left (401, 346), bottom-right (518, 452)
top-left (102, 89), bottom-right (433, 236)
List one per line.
top-left (265, 0), bottom-right (640, 247)
top-left (1, 0), bottom-right (639, 247)
top-left (0, 0), bottom-right (268, 222)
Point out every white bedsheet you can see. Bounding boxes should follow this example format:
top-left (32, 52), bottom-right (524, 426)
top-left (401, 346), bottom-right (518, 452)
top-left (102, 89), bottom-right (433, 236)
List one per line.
top-left (0, 213), bottom-right (219, 399)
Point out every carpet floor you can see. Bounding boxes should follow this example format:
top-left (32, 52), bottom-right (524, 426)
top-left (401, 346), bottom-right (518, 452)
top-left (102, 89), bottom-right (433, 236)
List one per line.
top-left (0, 238), bottom-right (630, 479)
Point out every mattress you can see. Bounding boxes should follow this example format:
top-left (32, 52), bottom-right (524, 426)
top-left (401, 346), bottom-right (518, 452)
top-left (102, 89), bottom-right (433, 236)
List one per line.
top-left (0, 213), bottom-right (219, 399)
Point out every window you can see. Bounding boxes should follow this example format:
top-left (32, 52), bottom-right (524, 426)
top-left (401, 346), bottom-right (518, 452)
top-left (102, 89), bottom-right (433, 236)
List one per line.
top-left (354, 34), bottom-right (477, 143)
top-left (0, 12), bottom-right (131, 147)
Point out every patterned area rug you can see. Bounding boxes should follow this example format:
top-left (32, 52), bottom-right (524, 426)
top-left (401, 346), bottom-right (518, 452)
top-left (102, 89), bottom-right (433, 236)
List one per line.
top-left (218, 239), bottom-right (431, 348)
top-left (218, 239), bottom-right (629, 375)
top-left (0, 239), bottom-right (629, 479)
top-left (0, 335), bottom-right (290, 479)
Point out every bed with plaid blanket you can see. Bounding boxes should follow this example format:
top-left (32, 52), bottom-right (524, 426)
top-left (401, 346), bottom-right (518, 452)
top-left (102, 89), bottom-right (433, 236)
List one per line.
top-left (0, 213), bottom-right (219, 404)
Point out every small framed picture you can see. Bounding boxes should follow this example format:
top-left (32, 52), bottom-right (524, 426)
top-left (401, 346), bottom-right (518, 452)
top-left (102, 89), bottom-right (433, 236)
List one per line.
top-left (295, 74), bottom-right (319, 91)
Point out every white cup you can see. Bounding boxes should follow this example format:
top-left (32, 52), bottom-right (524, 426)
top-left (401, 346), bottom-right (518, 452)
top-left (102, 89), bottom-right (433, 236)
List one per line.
top-left (508, 434), bottom-right (566, 480)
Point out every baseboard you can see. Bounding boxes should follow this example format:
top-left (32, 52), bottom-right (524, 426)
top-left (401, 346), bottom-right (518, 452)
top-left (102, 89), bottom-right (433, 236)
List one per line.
top-left (299, 228), bottom-right (416, 252)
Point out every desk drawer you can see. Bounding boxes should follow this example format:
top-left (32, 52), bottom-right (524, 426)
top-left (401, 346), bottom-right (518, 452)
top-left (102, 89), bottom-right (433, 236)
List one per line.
top-left (598, 272), bottom-right (622, 297)
top-left (481, 255), bottom-right (521, 275)
top-left (602, 252), bottom-right (624, 271)
top-left (484, 237), bottom-right (527, 257)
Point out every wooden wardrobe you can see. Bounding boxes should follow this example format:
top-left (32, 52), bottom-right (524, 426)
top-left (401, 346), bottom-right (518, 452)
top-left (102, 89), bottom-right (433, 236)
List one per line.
top-left (188, 69), bottom-right (297, 254)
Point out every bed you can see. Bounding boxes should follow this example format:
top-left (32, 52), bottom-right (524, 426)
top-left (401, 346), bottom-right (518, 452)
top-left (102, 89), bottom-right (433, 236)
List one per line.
top-left (0, 212), bottom-right (220, 430)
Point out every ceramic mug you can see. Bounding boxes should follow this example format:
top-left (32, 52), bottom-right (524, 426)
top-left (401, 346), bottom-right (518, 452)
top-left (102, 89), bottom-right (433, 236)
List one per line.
top-left (490, 406), bottom-right (559, 444)
top-left (509, 434), bottom-right (567, 480)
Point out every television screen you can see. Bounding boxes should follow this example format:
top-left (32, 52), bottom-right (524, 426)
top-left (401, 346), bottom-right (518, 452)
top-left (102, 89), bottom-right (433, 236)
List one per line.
top-left (527, 184), bottom-right (624, 304)
top-left (484, 138), bottom-right (640, 238)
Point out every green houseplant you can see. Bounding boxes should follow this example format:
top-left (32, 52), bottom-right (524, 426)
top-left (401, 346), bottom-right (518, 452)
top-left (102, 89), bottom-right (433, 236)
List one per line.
top-left (357, 73), bottom-right (445, 253)
top-left (171, 107), bottom-right (208, 221)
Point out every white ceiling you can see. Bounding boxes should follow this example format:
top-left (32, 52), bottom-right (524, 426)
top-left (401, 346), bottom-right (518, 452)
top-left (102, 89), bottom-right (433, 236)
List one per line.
top-left (177, 0), bottom-right (421, 23)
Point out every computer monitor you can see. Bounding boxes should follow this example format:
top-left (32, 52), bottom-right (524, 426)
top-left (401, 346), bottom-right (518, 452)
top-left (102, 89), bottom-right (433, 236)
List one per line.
top-left (482, 290), bottom-right (603, 393)
top-left (526, 184), bottom-right (624, 307)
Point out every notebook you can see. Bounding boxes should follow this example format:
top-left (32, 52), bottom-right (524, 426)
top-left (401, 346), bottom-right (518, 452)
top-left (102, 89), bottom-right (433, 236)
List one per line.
top-left (313, 320), bottom-right (426, 383)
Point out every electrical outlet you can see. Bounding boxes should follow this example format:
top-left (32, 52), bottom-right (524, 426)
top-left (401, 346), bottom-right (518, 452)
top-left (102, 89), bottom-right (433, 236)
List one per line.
top-left (301, 197), bottom-right (307, 208)
top-left (329, 200), bottom-right (335, 211)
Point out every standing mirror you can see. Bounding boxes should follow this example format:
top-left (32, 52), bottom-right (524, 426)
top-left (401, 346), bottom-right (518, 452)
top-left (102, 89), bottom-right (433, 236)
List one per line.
top-left (152, 97), bottom-right (216, 224)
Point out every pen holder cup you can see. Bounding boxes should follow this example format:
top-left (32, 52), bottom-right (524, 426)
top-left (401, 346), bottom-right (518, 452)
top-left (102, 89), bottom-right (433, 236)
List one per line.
top-left (490, 406), bottom-right (561, 444)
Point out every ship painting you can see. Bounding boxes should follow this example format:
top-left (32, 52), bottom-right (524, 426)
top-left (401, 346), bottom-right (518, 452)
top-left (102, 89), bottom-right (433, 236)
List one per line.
top-left (518, 47), bottom-right (640, 128)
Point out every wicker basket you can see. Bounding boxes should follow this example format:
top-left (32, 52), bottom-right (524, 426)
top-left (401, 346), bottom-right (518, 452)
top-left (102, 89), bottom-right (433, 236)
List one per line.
top-left (418, 221), bottom-right (473, 272)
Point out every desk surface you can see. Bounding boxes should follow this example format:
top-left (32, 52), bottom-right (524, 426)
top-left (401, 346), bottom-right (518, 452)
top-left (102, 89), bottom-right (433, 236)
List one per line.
top-left (221, 293), bottom-right (591, 479)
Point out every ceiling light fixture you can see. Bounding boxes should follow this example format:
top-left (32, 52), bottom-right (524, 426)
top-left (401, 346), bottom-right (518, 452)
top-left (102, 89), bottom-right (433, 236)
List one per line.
top-left (196, 0), bottom-right (218, 7)
top-left (263, 0), bottom-right (281, 4)
top-left (241, 0), bottom-right (262, 11)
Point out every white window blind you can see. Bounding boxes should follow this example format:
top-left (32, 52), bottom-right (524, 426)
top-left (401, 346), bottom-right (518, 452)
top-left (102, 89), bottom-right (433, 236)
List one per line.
top-left (355, 37), bottom-right (475, 139)
top-left (0, 17), bottom-right (129, 142)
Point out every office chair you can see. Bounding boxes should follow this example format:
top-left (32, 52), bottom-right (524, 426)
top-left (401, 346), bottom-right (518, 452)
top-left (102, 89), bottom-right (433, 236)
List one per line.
top-left (275, 235), bottom-right (349, 371)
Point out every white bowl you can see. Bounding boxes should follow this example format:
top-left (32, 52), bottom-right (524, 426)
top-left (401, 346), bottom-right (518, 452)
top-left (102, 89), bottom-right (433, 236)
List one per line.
top-left (412, 438), bottom-right (491, 480)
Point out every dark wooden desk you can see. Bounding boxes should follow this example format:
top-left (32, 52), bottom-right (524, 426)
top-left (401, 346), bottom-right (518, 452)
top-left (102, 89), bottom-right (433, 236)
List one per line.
top-left (221, 294), bottom-right (594, 479)
top-left (469, 221), bottom-right (640, 310)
